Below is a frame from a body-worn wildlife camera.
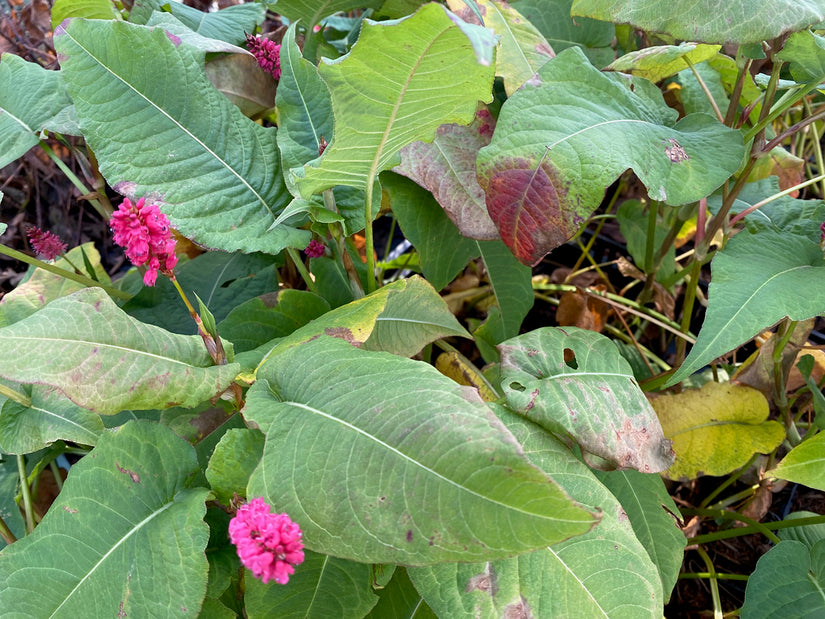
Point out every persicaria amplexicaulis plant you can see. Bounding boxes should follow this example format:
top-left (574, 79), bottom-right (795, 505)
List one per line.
top-left (2, 1), bottom-right (825, 617)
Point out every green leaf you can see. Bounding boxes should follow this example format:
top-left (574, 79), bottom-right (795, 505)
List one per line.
top-left (0, 384), bottom-right (103, 453)
top-left (409, 407), bottom-right (664, 618)
top-left (654, 382), bottom-right (784, 479)
top-left (0, 450), bottom-right (25, 548)
top-left (367, 567), bottom-right (437, 618)
top-left (740, 540), bottom-right (825, 618)
top-left (617, 199), bottom-right (676, 283)
top-left (265, 0), bottom-right (383, 26)
top-left (0, 288), bottom-right (239, 414)
top-left (477, 46), bottom-right (744, 265)
top-left (363, 276), bottom-right (471, 356)
top-left (776, 30), bottom-right (825, 83)
top-left (394, 110), bottom-right (499, 241)
top-left (593, 469), bottom-right (685, 601)
top-left (246, 335), bottom-right (596, 564)
top-left (512, 0), bottom-right (615, 67)
top-left (771, 432), bottom-right (825, 491)
top-left (245, 550), bottom-right (379, 618)
top-left (447, 0), bottom-right (554, 95)
top-left (676, 58), bottom-right (730, 117)
top-left (0, 420), bottom-right (210, 617)
top-left (205, 428), bottom-right (264, 504)
top-left (55, 19), bottom-right (302, 256)
top-left (778, 511), bottom-right (825, 548)
top-left (277, 23), bottom-right (334, 176)
top-left (382, 172), bottom-right (481, 290)
top-left (0, 53), bottom-right (79, 168)
top-left (51, 0), bottom-right (121, 29)
top-left (477, 239), bottom-right (533, 339)
top-left (608, 43), bottom-right (721, 83)
top-left (218, 290), bottom-right (330, 353)
top-left (134, 0), bottom-right (264, 45)
top-left (499, 327), bottom-right (674, 472)
top-left (571, 0), bottom-right (825, 45)
top-left (291, 3), bottom-right (496, 199)
top-left (145, 12), bottom-right (250, 54)
top-left (668, 227), bottom-right (825, 385)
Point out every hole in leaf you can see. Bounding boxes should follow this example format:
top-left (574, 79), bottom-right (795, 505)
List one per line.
top-left (509, 382), bottom-right (525, 392)
top-left (563, 348), bottom-right (578, 369)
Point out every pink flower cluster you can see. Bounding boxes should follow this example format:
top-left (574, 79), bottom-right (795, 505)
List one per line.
top-left (27, 227), bottom-right (67, 261)
top-left (246, 34), bottom-right (281, 80)
top-left (304, 239), bottom-right (326, 258)
top-left (228, 498), bottom-right (305, 585)
top-left (110, 197), bottom-right (178, 286)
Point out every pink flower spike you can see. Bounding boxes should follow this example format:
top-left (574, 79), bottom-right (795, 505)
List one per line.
top-left (110, 197), bottom-right (178, 287)
top-left (246, 33), bottom-right (281, 80)
top-left (304, 239), bottom-right (326, 258)
top-left (27, 227), bottom-right (67, 261)
top-left (229, 498), bottom-right (305, 585)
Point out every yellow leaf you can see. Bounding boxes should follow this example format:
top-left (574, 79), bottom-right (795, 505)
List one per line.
top-left (435, 351), bottom-right (498, 402)
top-left (651, 382), bottom-right (784, 480)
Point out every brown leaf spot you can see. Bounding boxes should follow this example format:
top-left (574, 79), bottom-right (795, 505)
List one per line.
top-left (466, 563), bottom-right (498, 596)
top-left (406, 530), bottom-right (413, 542)
top-left (664, 138), bottom-right (689, 163)
top-left (323, 326), bottom-right (361, 346)
top-left (115, 462), bottom-right (141, 483)
top-left (503, 596), bottom-right (533, 619)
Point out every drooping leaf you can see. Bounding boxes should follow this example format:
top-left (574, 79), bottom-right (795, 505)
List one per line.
top-left (607, 43), bottom-right (721, 83)
top-left (498, 327), bottom-right (674, 472)
top-left (246, 335), bottom-right (596, 565)
top-left (291, 3), bottom-right (496, 199)
top-left (0, 421), bottom-right (210, 617)
top-left (668, 227), bottom-right (825, 385)
top-left (478, 239), bottom-right (533, 339)
top-left (775, 30), bottom-right (825, 83)
top-left (205, 428), bottom-right (265, 504)
top-left (51, 0), bottom-right (121, 29)
top-left (653, 382), bottom-right (784, 480)
top-left (409, 407), bottom-right (664, 618)
top-left (740, 540), bottom-right (825, 618)
top-left (382, 172), bottom-right (481, 290)
top-left (136, 0), bottom-right (264, 45)
top-left (394, 109), bottom-right (500, 241)
top-left (55, 19), bottom-right (304, 256)
top-left (771, 432), bottom-right (825, 492)
top-left (363, 276), bottom-right (471, 357)
top-left (0, 384), bottom-right (103, 454)
top-left (264, 0), bottom-right (383, 26)
top-left (571, 0), bottom-right (825, 45)
top-left (0, 53), bottom-right (79, 168)
top-left (0, 287), bottom-right (239, 414)
top-left (367, 567), bottom-right (437, 618)
top-left (512, 0), bottom-right (614, 67)
top-left (593, 469), bottom-right (685, 601)
top-left (476, 46), bottom-right (744, 265)
top-left (245, 550), bottom-right (379, 618)
top-left (447, 0), bottom-right (555, 95)
top-left (205, 52), bottom-right (277, 119)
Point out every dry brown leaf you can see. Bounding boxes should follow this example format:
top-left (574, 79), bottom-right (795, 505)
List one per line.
top-left (556, 286), bottom-right (611, 332)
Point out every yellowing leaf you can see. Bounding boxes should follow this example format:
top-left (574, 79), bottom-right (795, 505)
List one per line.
top-left (652, 382), bottom-right (784, 480)
top-left (435, 351), bottom-right (498, 401)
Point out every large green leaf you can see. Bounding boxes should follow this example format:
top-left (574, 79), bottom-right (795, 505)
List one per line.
top-left (130, 0), bottom-right (264, 45)
top-left (265, 0), bottom-right (383, 26)
top-left (205, 427), bottom-right (265, 504)
top-left (512, 0), bottom-right (614, 67)
top-left (476, 47), bottom-right (743, 265)
top-left (0, 287), bottom-right (239, 414)
top-left (771, 432), bottom-right (825, 492)
top-left (0, 421), bottom-right (210, 617)
top-left (607, 43), bottom-right (721, 84)
top-left (593, 469), bottom-right (685, 601)
top-left (0, 384), bottom-right (103, 454)
top-left (245, 550), bottom-right (378, 618)
top-left (409, 407), bottom-right (664, 618)
top-left (55, 19), bottom-right (302, 256)
top-left (447, 0), bottom-right (555, 95)
top-left (0, 53), bottom-right (79, 168)
top-left (246, 335), bottom-right (596, 564)
top-left (51, 0), bottom-right (121, 28)
top-left (478, 239), bottom-right (533, 339)
top-left (499, 327), bottom-right (674, 472)
top-left (668, 228), bottom-right (825, 385)
top-left (740, 540), bottom-right (825, 618)
top-left (394, 110), bottom-right (500, 241)
top-left (291, 3), bottom-right (496, 199)
top-left (776, 30), bottom-right (825, 83)
top-left (571, 0), bottom-right (825, 45)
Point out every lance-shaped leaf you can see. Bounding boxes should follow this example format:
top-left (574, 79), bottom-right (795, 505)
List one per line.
top-left (498, 327), bottom-right (674, 472)
top-left (0, 53), bottom-right (79, 168)
top-left (409, 407), bottom-right (663, 618)
top-left (771, 432), bottom-right (825, 492)
top-left (55, 19), bottom-right (301, 256)
top-left (131, 0), bottom-right (264, 44)
top-left (0, 287), bottom-right (239, 414)
top-left (447, 0), bottom-right (555, 95)
top-left (394, 109), bottom-right (499, 240)
top-left (571, 0), bottom-right (825, 45)
top-left (0, 421), bottom-right (210, 617)
top-left (265, 0), bottom-right (383, 26)
top-left (246, 335), bottom-right (596, 565)
top-left (291, 3), bottom-right (496, 200)
top-left (607, 43), bottom-right (721, 83)
top-left (477, 47), bottom-right (744, 265)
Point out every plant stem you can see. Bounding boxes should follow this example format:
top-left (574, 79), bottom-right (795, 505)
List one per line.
top-left (695, 546), bottom-right (724, 619)
top-left (0, 244), bottom-right (131, 300)
top-left (285, 247), bottom-right (319, 295)
top-left (0, 383), bottom-right (31, 407)
top-left (803, 99), bottom-right (825, 198)
top-left (674, 258), bottom-right (702, 366)
top-left (729, 172), bottom-right (825, 227)
top-left (49, 460), bottom-right (63, 493)
top-left (686, 57), bottom-right (724, 123)
top-left (699, 453), bottom-right (759, 508)
top-left (773, 319), bottom-right (803, 445)
top-left (39, 141), bottom-right (110, 220)
top-left (723, 54), bottom-right (752, 127)
top-left (682, 507), bottom-right (783, 544)
top-left (678, 573), bottom-right (749, 581)
top-left (688, 514), bottom-right (825, 545)
top-left (363, 181), bottom-right (377, 293)
top-left (17, 455), bottom-right (34, 534)
top-left (0, 512), bottom-right (16, 545)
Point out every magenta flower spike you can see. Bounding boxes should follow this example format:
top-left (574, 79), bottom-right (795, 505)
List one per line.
top-left (304, 239), bottom-right (326, 258)
top-left (229, 498), bottom-right (305, 585)
top-left (27, 227), bottom-right (67, 261)
top-left (110, 197), bottom-right (178, 286)
top-left (246, 33), bottom-right (281, 80)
